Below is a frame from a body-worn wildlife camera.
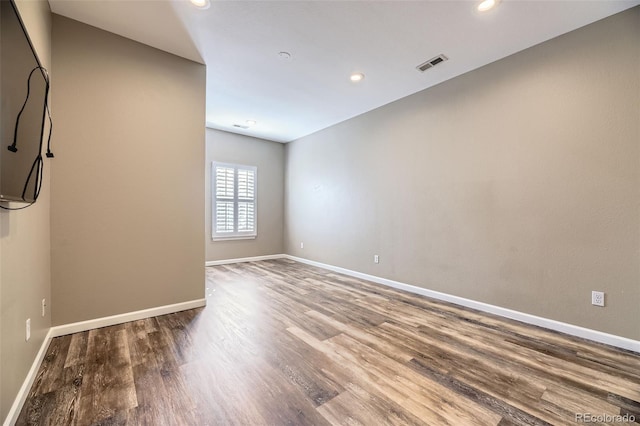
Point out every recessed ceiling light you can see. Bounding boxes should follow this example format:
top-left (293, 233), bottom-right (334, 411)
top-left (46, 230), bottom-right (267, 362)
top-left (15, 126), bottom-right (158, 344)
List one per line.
top-left (246, 120), bottom-right (257, 126)
top-left (350, 72), bottom-right (365, 82)
top-left (190, 0), bottom-right (210, 9)
top-left (477, 0), bottom-right (498, 12)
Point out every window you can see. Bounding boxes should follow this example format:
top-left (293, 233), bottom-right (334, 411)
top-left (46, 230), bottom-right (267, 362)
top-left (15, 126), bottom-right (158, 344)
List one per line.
top-left (212, 162), bottom-right (257, 240)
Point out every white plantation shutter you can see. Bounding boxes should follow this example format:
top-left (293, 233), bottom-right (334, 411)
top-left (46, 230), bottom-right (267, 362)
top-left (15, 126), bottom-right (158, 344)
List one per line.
top-left (215, 166), bottom-right (234, 199)
top-left (237, 168), bottom-right (255, 199)
top-left (212, 162), bottom-right (257, 239)
top-left (215, 201), bottom-right (234, 233)
top-left (237, 202), bottom-right (255, 232)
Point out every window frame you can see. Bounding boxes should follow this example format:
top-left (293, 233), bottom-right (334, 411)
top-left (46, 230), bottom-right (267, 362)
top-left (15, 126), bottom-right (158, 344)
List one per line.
top-left (211, 161), bottom-right (258, 241)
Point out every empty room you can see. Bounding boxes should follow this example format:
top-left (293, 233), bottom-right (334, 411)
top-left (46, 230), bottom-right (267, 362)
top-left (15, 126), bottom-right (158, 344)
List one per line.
top-left (1, 0), bottom-right (639, 424)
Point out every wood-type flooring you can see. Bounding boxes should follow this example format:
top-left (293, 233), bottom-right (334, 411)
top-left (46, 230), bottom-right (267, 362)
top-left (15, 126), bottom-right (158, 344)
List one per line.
top-left (17, 259), bottom-right (640, 425)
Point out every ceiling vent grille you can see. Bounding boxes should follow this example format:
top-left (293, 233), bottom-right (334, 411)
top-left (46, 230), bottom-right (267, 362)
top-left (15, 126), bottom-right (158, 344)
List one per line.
top-left (233, 124), bottom-right (250, 129)
top-left (416, 54), bottom-right (448, 72)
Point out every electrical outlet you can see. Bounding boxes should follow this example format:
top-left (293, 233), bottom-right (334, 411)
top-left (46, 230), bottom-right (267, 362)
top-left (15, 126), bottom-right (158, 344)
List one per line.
top-left (374, 255), bottom-right (379, 264)
top-left (592, 291), bottom-right (605, 307)
top-left (26, 318), bottom-right (31, 341)
top-left (42, 298), bottom-right (46, 317)
top-left (300, 242), bottom-right (304, 249)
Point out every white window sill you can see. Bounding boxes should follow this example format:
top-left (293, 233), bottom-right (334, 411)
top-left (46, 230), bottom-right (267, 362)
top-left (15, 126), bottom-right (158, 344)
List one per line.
top-left (212, 235), bottom-right (257, 242)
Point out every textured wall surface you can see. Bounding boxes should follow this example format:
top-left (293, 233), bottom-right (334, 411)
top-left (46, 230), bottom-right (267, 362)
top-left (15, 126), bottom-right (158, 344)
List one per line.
top-left (51, 16), bottom-right (206, 325)
top-left (285, 8), bottom-right (640, 340)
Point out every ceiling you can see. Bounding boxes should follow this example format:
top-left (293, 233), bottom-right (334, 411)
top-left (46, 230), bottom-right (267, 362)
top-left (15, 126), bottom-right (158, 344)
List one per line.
top-left (49, 0), bottom-right (639, 143)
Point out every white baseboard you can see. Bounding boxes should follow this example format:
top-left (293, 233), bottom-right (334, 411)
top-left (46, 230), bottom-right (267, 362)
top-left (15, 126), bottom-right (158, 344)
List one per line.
top-left (205, 254), bottom-right (285, 267)
top-left (3, 328), bottom-right (54, 426)
top-left (284, 255), bottom-right (640, 353)
top-left (50, 298), bottom-right (207, 337)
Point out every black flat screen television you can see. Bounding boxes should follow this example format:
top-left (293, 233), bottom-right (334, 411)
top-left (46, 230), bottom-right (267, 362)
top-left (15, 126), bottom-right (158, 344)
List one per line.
top-left (0, 0), bottom-right (50, 204)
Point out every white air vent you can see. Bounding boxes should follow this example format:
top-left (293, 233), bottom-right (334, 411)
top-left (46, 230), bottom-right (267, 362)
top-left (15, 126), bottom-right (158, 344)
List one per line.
top-left (233, 124), bottom-right (250, 129)
top-left (416, 54), bottom-right (448, 72)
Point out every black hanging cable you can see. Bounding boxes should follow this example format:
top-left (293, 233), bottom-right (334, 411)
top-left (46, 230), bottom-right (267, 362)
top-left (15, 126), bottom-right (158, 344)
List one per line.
top-left (7, 67), bottom-right (40, 152)
top-left (42, 67), bottom-right (54, 159)
top-left (45, 102), bottom-right (54, 158)
top-left (1, 66), bottom-right (53, 211)
top-left (21, 153), bottom-right (43, 201)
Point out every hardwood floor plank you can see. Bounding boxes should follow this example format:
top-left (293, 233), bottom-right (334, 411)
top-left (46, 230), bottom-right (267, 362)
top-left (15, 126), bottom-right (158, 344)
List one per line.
top-left (408, 357), bottom-right (551, 426)
top-left (76, 327), bottom-right (137, 425)
top-left (262, 285), bottom-right (343, 341)
top-left (317, 385), bottom-right (428, 426)
top-left (414, 318), bottom-right (640, 402)
top-left (317, 390), bottom-right (382, 426)
top-left (14, 382), bottom-right (82, 426)
top-left (305, 309), bottom-right (415, 364)
top-left (63, 332), bottom-right (88, 369)
top-left (261, 330), bottom-right (343, 407)
top-left (539, 388), bottom-right (620, 422)
top-left (607, 393), bottom-right (640, 419)
top-left (326, 332), bottom-right (504, 426)
top-left (28, 335), bottom-right (72, 396)
top-left (286, 327), bottom-right (453, 425)
top-left (129, 363), bottom-right (172, 425)
top-left (375, 321), bottom-right (623, 424)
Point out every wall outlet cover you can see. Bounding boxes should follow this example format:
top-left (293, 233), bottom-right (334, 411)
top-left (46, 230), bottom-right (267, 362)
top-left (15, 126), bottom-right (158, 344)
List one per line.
top-left (591, 291), bottom-right (605, 307)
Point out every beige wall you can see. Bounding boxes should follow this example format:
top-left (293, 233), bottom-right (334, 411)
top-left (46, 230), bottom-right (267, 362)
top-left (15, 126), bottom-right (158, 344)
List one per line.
top-left (285, 8), bottom-right (640, 340)
top-left (206, 129), bottom-right (284, 261)
top-left (51, 16), bottom-right (206, 325)
top-left (0, 0), bottom-right (52, 421)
